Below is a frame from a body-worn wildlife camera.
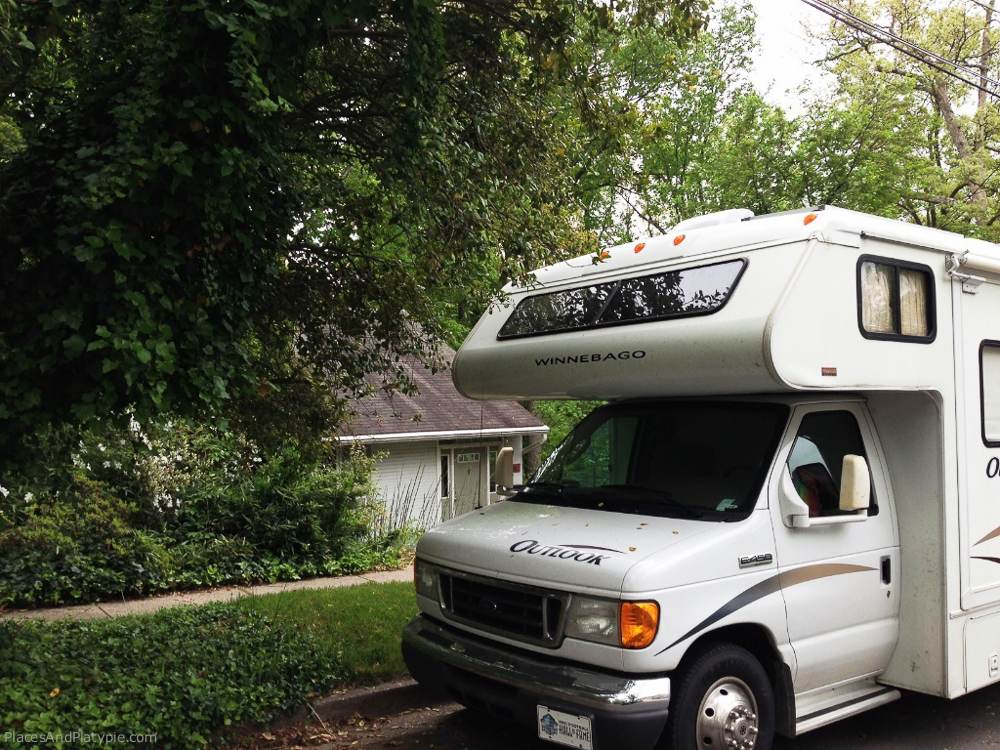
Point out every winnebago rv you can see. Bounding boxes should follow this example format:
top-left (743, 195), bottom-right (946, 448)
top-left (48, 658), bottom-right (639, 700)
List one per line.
top-left (402, 206), bottom-right (1000, 750)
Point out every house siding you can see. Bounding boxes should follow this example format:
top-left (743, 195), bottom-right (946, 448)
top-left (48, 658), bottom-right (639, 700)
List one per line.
top-left (371, 441), bottom-right (441, 528)
top-left (338, 345), bottom-right (548, 530)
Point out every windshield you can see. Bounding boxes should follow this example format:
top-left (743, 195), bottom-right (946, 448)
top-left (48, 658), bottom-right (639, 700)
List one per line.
top-left (521, 401), bottom-right (789, 521)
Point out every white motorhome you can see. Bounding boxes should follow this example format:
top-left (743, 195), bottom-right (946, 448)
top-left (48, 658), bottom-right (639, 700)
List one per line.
top-left (401, 206), bottom-right (1000, 750)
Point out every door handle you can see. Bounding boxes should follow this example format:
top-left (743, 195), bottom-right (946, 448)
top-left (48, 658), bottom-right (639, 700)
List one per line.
top-left (881, 556), bottom-right (891, 585)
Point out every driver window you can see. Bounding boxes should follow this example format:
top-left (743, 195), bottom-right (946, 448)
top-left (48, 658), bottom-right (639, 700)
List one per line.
top-left (787, 411), bottom-right (877, 518)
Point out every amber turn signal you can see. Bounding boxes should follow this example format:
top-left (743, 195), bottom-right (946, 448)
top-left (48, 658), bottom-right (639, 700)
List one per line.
top-left (620, 601), bottom-right (659, 649)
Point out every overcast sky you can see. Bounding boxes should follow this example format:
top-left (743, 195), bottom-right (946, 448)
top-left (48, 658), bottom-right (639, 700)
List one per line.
top-left (746, 0), bottom-right (831, 110)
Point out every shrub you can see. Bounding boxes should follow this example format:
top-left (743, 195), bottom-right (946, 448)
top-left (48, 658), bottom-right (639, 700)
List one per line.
top-left (0, 477), bottom-right (173, 606)
top-left (0, 603), bottom-right (341, 749)
top-left (0, 420), bottom-right (412, 607)
top-left (178, 444), bottom-right (371, 561)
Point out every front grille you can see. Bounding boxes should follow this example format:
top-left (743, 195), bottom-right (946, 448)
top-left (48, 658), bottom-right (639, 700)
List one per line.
top-left (440, 572), bottom-right (565, 647)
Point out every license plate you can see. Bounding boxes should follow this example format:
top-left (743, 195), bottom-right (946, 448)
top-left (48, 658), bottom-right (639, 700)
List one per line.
top-left (536, 705), bottom-right (593, 750)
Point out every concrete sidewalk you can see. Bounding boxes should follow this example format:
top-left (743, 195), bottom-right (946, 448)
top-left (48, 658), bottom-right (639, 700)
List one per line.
top-left (1, 563), bottom-right (415, 622)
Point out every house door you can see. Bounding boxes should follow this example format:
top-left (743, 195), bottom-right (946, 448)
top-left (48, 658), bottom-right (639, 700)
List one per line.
top-left (454, 449), bottom-right (487, 517)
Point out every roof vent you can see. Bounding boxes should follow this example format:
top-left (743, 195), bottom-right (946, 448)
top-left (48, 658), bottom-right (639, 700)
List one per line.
top-left (670, 208), bottom-right (754, 234)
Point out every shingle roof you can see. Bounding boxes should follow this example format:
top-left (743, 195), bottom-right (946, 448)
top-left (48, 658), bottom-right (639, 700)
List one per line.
top-left (336, 346), bottom-right (547, 443)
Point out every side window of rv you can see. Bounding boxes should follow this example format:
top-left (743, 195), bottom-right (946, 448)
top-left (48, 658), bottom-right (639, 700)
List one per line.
top-left (497, 259), bottom-right (746, 339)
top-left (787, 411), bottom-right (878, 518)
top-left (981, 342), bottom-right (1000, 446)
top-left (858, 256), bottom-right (935, 342)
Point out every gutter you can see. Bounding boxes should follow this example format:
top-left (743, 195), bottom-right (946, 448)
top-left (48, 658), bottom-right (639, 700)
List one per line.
top-left (334, 425), bottom-right (549, 445)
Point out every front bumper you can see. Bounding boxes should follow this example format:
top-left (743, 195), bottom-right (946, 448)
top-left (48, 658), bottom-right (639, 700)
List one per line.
top-left (402, 614), bottom-right (672, 750)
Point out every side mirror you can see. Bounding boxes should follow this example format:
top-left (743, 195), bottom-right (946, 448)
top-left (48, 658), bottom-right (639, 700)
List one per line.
top-left (779, 454), bottom-right (871, 528)
top-left (495, 447), bottom-right (515, 497)
top-left (839, 454), bottom-right (871, 512)
top-left (778, 469), bottom-right (812, 527)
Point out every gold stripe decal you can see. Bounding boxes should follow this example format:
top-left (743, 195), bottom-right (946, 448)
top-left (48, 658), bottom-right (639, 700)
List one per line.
top-left (655, 563), bottom-right (875, 656)
top-left (975, 526), bottom-right (1000, 547)
top-left (777, 563), bottom-right (873, 587)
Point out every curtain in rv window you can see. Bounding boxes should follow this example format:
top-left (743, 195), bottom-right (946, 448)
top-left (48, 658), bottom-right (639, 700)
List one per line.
top-left (861, 262), bottom-right (894, 334)
top-left (858, 256), bottom-right (934, 342)
top-left (899, 268), bottom-right (930, 336)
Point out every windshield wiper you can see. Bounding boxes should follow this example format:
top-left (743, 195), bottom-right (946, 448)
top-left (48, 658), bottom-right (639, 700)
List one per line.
top-left (518, 481), bottom-right (573, 499)
top-left (595, 484), bottom-right (701, 518)
top-left (516, 480), bottom-right (587, 505)
top-left (522, 481), bottom-right (568, 491)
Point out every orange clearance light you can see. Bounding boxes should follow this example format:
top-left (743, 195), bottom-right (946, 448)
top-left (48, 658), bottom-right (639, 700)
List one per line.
top-left (634, 242), bottom-right (646, 253)
top-left (804, 213), bottom-right (818, 225)
top-left (621, 601), bottom-right (659, 649)
top-left (673, 234), bottom-right (686, 246)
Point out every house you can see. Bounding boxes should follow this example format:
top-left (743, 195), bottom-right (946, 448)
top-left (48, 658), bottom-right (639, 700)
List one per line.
top-left (335, 346), bottom-right (548, 529)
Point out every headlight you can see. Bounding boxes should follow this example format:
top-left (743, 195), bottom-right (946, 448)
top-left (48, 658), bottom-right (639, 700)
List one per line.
top-left (565, 596), bottom-right (660, 649)
top-left (565, 596), bottom-right (620, 645)
top-left (414, 559), bottom-right (439, 601)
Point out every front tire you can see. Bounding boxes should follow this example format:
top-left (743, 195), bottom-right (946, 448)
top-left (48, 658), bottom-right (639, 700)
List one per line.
top-left (665, 643), bottom-right (775, 750)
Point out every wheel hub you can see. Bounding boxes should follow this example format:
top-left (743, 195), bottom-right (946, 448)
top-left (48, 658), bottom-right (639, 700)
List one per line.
top-left (697, 678), bottom-right (760, 750)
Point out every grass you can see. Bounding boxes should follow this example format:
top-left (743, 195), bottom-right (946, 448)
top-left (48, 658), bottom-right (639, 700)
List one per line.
top-left (236, 580), bottom-right (419, 686)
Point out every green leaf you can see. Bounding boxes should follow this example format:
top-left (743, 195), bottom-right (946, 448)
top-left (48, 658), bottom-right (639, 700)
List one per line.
top-left (63, 335), bottom-right (88, 356)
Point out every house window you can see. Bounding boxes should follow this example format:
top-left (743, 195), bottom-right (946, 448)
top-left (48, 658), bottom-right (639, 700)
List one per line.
top-left (440, 455), bottom-right (449, 499)
top-left (981, 342), bottom-right (1000, 446)
top-left (858, 256), bottom-right (934, 342)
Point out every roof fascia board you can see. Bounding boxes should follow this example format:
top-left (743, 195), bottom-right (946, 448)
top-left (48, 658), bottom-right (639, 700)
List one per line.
top-left (335, 425), bottom-right (549, 444)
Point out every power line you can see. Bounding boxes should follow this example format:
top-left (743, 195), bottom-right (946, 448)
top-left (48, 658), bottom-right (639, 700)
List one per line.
top-left (801, 0), bottom-right (1000, 97)
top-left (803, 0), bottom-right (1000, 89)
top-left (965, 0), bottom-right (998, 18)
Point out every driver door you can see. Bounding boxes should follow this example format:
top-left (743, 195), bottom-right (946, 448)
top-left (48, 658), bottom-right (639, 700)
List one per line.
top-left (769, 403), bottom-right (899, 693)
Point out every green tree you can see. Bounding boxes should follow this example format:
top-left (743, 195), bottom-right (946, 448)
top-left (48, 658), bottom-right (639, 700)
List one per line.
top-left (0, 0), bottom-right (710, 461)
top-left (561, 1), bottom-right (800, 237)
top-left (573, 1), bottom-right (929, 234)
top-left (532, 400), bottom-right (604, 462)
top-left (808, 0), bottom-right (1000, 235)
top-left (703, 75), bottom-right (926, 219)
top-left (632, 1), bottom-right (760, 231)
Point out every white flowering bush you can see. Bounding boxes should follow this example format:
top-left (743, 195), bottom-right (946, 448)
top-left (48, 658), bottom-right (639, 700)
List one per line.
top-left (0, 418), bottom-right (404, 607)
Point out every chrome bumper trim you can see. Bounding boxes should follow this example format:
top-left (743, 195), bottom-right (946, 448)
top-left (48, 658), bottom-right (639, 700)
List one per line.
top-left (402, 615), bottom-right (672, 712)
